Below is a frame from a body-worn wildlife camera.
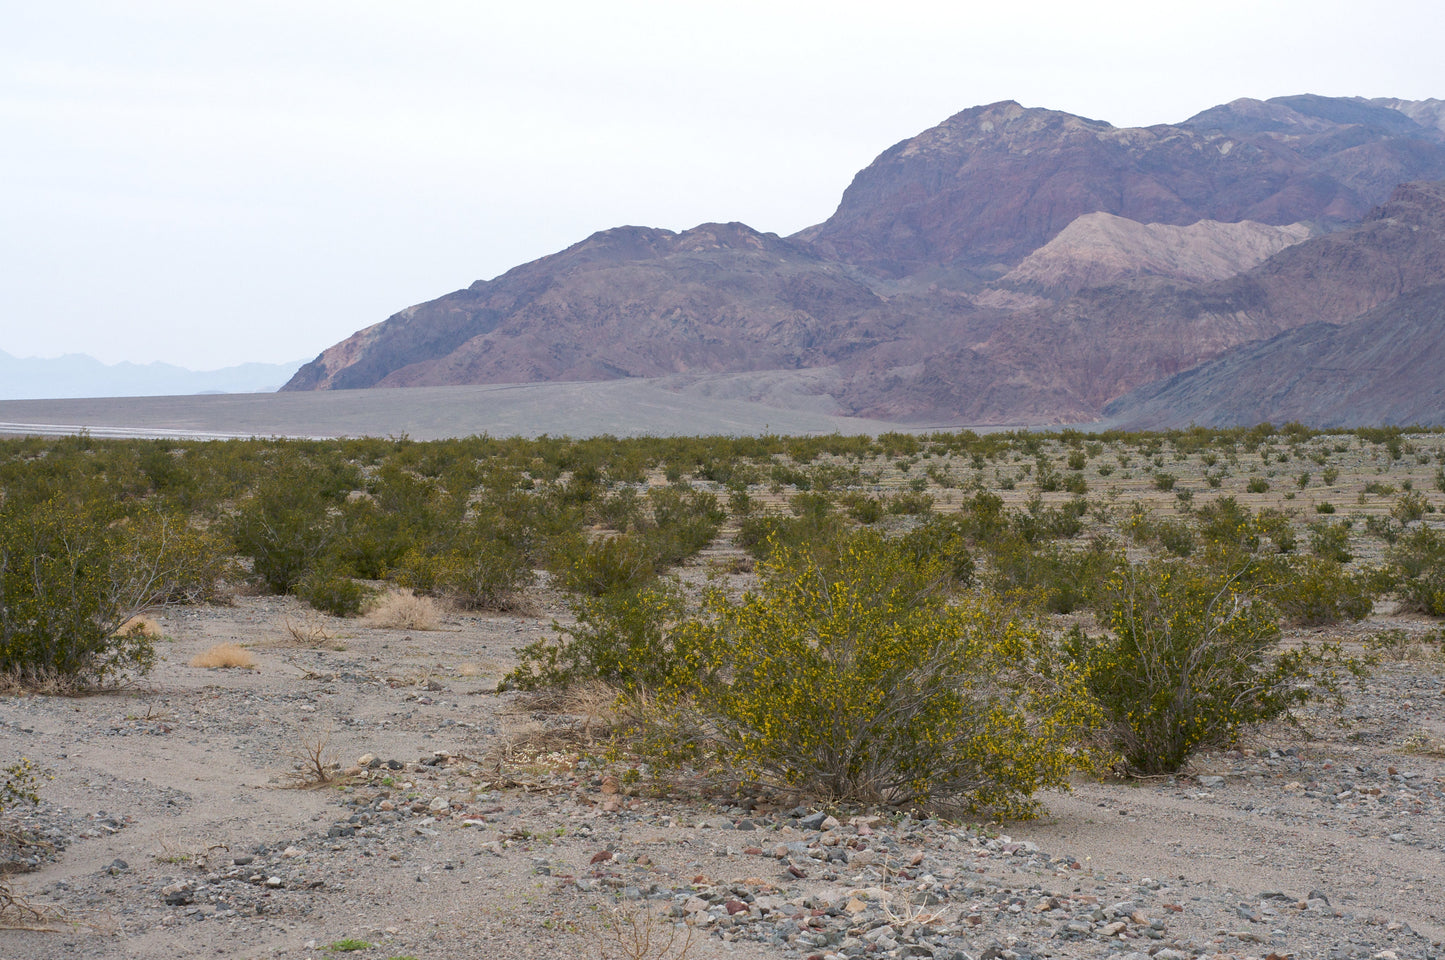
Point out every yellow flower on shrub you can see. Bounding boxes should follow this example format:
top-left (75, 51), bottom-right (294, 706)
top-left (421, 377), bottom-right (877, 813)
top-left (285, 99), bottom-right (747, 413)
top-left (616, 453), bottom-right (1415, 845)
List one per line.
top-left (651, 532), bottom-right (1102, 818)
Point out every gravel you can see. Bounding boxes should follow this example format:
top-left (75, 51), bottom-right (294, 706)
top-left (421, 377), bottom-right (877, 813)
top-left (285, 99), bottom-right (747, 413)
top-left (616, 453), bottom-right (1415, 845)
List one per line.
top-left (1, 595), bottom-right (1442, 959)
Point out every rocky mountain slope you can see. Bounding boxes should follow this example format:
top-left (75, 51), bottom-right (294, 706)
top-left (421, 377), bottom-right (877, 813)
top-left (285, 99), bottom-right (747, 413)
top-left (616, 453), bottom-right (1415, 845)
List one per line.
top-left (1104, 283), bottom-right (1445, 428)
top-left (285, 95), bottom-right (1445, 427)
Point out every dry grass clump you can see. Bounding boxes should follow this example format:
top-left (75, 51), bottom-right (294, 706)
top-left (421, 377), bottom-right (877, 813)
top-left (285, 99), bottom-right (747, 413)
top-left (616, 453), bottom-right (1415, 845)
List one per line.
top-left (362, 588), bottom-right (442, 630)
top-left (189, 643), bottom-right (255, 669)
top-left (114, 615), bottom-right (163, 640)
top-left (0, 669), bottom-right (87, 696)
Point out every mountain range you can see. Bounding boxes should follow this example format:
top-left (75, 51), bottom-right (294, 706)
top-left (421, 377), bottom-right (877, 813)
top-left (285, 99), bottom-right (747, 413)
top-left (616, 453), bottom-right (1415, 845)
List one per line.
top-left (283, 95), bottom-right (1445, 428)
top-left (0, 351), bottom-right (304, 401)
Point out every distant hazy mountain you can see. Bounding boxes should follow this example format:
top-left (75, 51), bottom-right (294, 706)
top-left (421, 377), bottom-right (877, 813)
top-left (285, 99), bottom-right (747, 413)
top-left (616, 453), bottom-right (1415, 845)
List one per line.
top-left (0, 351), bottom-right (305, 400)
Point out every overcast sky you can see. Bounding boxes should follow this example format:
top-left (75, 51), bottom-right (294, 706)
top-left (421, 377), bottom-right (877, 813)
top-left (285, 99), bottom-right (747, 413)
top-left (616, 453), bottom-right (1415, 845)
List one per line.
top-left (3, 0), bottom-right (1442, 370)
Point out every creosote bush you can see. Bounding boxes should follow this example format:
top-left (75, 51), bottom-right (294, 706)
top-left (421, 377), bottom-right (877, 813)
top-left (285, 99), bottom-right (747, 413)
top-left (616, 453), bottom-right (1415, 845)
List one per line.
top-left (0, 496), bottom-right (225, 683)
top-left (1386, 527), bottom-right (1445, 615)
top-left (502, 583), bottom-right (687, 693)
top-left (646, 534), bottom-right (1103, 817)
top-left (1070, 560), bottom-right (1365, 774)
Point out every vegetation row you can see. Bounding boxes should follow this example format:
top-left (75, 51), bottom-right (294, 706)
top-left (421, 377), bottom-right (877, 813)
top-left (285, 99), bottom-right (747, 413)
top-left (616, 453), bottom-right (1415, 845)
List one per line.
top-left (2, 423), bottom-right (1443, 817)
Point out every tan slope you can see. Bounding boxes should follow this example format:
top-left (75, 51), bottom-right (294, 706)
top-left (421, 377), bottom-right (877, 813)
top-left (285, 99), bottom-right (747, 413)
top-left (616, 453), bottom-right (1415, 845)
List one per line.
top-left (996, 213), bottom-right (1315, 296)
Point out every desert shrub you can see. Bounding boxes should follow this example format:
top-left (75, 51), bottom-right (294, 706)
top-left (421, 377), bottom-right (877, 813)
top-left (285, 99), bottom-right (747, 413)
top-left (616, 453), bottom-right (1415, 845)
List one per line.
top-left (1315, 502), bottom-right (1336, 514)
top-left (1308, 520), bottom-right (1352, 563)
top-left (1034, 460), bottom-right (1062, 492)
top-left (841, 493), bottom-right (885, 524)
top-left (648, 534), bottom-right (1101, 816)
top-left (393, 503), bottom-right (535, 610)
top-left (735, 507), bottom-right (843, 561)
top-left (1246, 477), bottom-right (1271, 493)
top-left (1154, 518), bottom-right (1196, 557)
top-left (789, 491), bottom-right (834, 523)
top-left (897, 515), bottom-right (975, 586)
top-left (502, 583), bottom-right (686, 692)
top-left (769, 463), bottom-right (811, 490)
top-left (592, 487), bottom-right (646, 532)
top-left (296, 564), bottom-right (370, 617)
top-left (1128, 507), bottom-right (1194, 557)
top-left (1152, 472), bottom-right (1177, 491)
top-left (551, 533), bottom-right (657, 597)
top-left (1270, 557), bottom-right (1377, 625)
top-left (886, 491), bottom-right (934, 515)
top-left (1385, 526), bottom-right (1445, 615)
top-left (1364, 513), bottom-right (1402, 545)
top-left (987, 536), bottom-right (1121, 614)
top-left (956, 490), bottom-right (1009, 541)
top-left (1073, 560), bottom-right (1364, 773)
top-left (1392, 491), bottom-right (1432, 525)
top-left (0, 497), bottom-right (224, 682)
top-left (1195, 496), bottom-right (1264, 554)
top-left (229, 462), bottom-right (347, 594)
top-left (1, 758), bottom-right (39, 818)
top-left (1366, 627), bottom-right (1445, 663)
top-left (642, 486), bottom-right (724, 565)
top-left (1256, 508), bottom-right (1296, 553)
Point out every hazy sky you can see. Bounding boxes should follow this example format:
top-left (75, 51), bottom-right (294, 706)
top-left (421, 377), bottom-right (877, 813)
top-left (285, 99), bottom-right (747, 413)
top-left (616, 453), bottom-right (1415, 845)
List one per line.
top-left (3, 0), bottom-right (1442, 370)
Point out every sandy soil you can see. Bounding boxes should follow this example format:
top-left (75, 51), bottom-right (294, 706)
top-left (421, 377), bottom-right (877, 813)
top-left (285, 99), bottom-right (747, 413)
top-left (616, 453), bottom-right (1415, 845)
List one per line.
top-left (1, 590), bottom-right (1443, 960)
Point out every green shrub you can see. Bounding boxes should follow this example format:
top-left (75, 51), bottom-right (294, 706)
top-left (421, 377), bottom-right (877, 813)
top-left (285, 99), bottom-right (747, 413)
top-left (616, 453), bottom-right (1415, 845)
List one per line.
top-left (842, 494), bottom-right (885, 524)
top-left (984, 533), bottom-right (1120, 615)
top-left (229, 466), bottom-right (343, 594)
top-left (1246, 477), bottom-right (1271, 493)
top-left (393, 508), bottom-right (535, 611)
top-left (1315, 502), bottom-right (1336, 514)
top-left (1270, 557), bottom-right (1377, 625)
top-left (649, 534), bottom-right (1102, 817)
top-left (735, 509), bottom-right (842, 561)
top-left (1, 758), bottom-right (39, 814)
top-left (502, 583), bottom-right (686, 692)
top-left (1392, 491), bottom-right (1431, 525)
top-left (1322, 467), bottom-right (1339, 486)
top-left (551, 533), bottom-right (656, 597)
top-left (1364, 513), bottom-right (1403, 545)
top-left (1152, 472), bottom-right (1177, 491)
top-left (1308, 520), bottom-right (1352, 563)
top-left (1386, 527), bottom-right (1445, 615)
top-left (1073, 560), bottom-right (1363, 773)
top-left (1154, 518), bottom-right (1196, 557)
top-left (297, 565), bottom-right (370, 617)
top-left (0, 497), bottom-right (224, 682)
top-left (898, 515), bottom-right (975, 586)
top-left (642, 486), bottom-right (724, 565)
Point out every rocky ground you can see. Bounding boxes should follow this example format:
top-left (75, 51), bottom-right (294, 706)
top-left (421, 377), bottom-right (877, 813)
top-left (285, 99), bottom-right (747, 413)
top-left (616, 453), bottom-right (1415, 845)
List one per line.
top-left (1, 594), bottom-right (1443, 960)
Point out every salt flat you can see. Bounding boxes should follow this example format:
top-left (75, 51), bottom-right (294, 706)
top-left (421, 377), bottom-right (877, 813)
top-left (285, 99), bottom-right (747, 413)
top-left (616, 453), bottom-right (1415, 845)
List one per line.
top-left (0, 380), bottom-right (913, 440)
